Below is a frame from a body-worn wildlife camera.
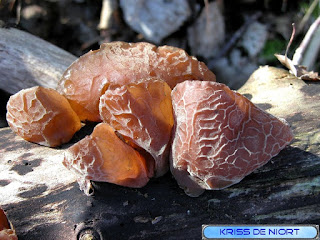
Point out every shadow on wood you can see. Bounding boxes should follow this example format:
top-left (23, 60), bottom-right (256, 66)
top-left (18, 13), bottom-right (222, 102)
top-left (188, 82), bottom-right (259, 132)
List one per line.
top-left (1, 58), bottom-right (320, 239)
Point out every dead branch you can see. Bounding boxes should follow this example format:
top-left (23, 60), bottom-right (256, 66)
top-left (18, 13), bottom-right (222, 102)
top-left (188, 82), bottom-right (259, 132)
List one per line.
top-left (0, 27), bottom-right (76, 94)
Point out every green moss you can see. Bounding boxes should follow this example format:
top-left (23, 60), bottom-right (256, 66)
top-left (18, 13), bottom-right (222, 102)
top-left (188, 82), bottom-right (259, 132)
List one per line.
top-left (261, 39), bottom-right (287, 61)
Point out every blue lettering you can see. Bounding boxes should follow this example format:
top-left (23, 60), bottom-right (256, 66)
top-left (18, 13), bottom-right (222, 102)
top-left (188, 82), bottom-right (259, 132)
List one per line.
top-left (268, 228), bottom-right (300, 236)
top-left (234, 228), bottom-right (251, 235)
top-left (269, 228), bottom-right (276, 235)
top-left (244, 229), bottom-right (250, 235)
top-left (220, 229), bottom-right (226, 235)
top-left (253, 229), bottom-right (260, 235)
top-left (226, 229), bottom-right (233, 235)
top-left (287, 229), bottom-right (293, 235)
top-left (279, 229), bottom-right (286, 235)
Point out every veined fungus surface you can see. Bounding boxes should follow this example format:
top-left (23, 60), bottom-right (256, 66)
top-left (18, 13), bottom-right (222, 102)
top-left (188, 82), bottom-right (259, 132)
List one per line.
top-left (170, 80), bottom-right (294, 197)
top-left (6, 86), bottom-right (81, 147)
top-left (57, 41), bottom-right (215, 122)
top-left (63, 123), bottom-right (151, 195)
top-left (99, 79), bottom-right (174, 177)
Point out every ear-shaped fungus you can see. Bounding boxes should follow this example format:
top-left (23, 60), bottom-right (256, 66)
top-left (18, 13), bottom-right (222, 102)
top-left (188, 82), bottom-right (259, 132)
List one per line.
top-left (99, 79), bottom-right (174, 177)
top-left (57, 41), bottom-right (215, 122)
top-left (170, 80), bottom-right (294, 197)
top-left (63, 123), bottom-right (151, 195)
top-left (6, 86), bottom-right (81, 147)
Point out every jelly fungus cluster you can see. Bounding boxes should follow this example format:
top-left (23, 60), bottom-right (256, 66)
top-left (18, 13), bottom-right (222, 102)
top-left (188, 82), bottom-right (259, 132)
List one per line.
top-left (6, 42), bottom-right (293, 196)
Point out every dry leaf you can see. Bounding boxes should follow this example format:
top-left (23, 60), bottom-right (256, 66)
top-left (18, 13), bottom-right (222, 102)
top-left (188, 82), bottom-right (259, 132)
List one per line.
top-left (275, 54), bottom-right (320, 81)
top-left (274, 23), bottom-right (320, 81)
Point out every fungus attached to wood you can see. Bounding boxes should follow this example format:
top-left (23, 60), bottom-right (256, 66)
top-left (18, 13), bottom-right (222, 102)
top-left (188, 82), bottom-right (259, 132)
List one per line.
top-left (6, 86), bottom-right (81, 147)
top-left (57, 41), bottom-right (215, 122)
top-left (63, 123), bottom-right (151, 195)
top-left (5, 41), bottom-right (294, 198)
top-left (99, 79), bottom-right (174, 177)
top-left (170, 80), bottom-right (294, 197)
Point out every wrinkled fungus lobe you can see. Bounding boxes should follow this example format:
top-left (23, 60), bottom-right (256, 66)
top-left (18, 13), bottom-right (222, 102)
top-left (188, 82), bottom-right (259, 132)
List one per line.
top-left (63, 123), bottom-right (151, 195)
top-left (6, 86), bottom-right (81, 147)
top-left (99, 79), bottom-right (174, 177)
top-left (170, 81), bottom-right (293, 197)
top-left (57, 41), bottom-right (215, 122)
top-left (5, 41), bottom-right (294, 198)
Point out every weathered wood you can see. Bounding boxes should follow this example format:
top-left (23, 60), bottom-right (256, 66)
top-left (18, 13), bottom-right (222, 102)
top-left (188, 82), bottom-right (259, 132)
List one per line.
top-left (0, 27), bottom-right (77, 94)
top-left (238, 66), bottom-right (320, 154)
top-left (1, 66), bottom-right (320, 239)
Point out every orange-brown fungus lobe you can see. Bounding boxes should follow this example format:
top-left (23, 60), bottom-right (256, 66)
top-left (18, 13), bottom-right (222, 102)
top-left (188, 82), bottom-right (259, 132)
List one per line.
top-left (171, 81), bottom-right (294, 197)
top-left (99, 79), bottom-right (174, 177)
top-left (0, 209), bottom-right (18, 240)
top-left (57, 41), bottom-right (216, 122)
top-left (6, 86), bottom-right (81, 147)
top-left (0, 209), bottom-right (10, 231)
top-left (63, 123), bottom-right (150, 195)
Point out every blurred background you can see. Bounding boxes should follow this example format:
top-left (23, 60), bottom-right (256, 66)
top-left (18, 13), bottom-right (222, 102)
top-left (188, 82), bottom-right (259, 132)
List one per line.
top-left (0, 0), bottom-right (319, 126)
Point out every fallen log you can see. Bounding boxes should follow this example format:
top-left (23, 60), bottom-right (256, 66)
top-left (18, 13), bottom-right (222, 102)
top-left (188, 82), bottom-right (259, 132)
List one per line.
top-left (0, 27), bottom-right (76, 94)
top-left (0, 29), bottom-right (319, 239)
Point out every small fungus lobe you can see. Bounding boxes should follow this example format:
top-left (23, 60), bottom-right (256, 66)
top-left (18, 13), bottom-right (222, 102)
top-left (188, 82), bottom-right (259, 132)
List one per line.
top-left (99, 79), bottom-right (174, 177)
top-left (63, 123), bottom-right (150, 195)
top-left (6, 86), bottom-right (81, 147)
top-left (170, 80), bottom-right (294, 197)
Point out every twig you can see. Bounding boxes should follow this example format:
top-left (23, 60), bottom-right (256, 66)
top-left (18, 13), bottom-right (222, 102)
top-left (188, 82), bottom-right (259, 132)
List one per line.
top-left (204, 0), bottom-right (210, 35)
top-left (285, 23), bottom-right (296, 59)
top-left (15, 0), bottom-right (21, 25)
top-left (98, 0), bottom-right (118, 30)
top-left (296, 0), bottom-right (319, 35)
top-left (292, 16), bottom-right (320, 69)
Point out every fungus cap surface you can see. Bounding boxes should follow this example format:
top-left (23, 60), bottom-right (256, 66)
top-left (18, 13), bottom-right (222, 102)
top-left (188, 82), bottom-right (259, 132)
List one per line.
top-left (57, 41), bottom-right (215, 121)
top-left (6, 86), bottom-right (81, 147)
top-left (170, 80), bottom-right (293, 196)
top-left (63, 123), bottom-right (151, 195)
top-left (99, 79), bottom-right (174, 177)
